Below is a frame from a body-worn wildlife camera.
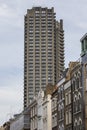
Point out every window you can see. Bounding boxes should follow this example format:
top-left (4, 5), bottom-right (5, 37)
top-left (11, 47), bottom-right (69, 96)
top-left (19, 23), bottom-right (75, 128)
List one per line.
top-left (77, 77), bottom-right (79, 89)
top-left (69, 91), bottom-right (71, 104)
top-left (79, 118), bottom-right (82, 130)
top-left (69, 110), bottom-right (71, 124)
top-left (73, 80), bottom-right (75, 91)
top-left (60, 90), bottom-right (63, 99)
top-left (66, 111), bottom-right (68, 125)
top-left (65, 94), bottom-right (68, 105)
top-left (81, 41), bottom-right (84, 52)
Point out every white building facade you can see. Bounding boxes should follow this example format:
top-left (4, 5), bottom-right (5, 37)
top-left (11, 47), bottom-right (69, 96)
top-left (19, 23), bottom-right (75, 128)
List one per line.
top-left (37, 90), bottom-right (44, 130)
top-left (30, 99), bottom-right (37, 130)
top-left (43, 94), bottom-right (52, 130)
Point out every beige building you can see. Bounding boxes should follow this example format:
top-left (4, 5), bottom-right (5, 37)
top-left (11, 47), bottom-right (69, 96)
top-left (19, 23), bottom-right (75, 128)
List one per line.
top-left (0, 127), bottom-right (5, 130)
top-left (0, 122), bottom-right (10, 130)
top-left (24, 7), bottom-right (64, 108)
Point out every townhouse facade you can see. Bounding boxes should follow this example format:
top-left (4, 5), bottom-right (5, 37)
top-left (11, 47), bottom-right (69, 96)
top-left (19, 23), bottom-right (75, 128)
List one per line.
top-left (55, 61), bottom-right (83, 130)
top-left (37, 90), bottom-right (44, 130)
top-left (80, 33), bottom-right (87, 130)
top-left (71, 61), bottom-right (83, 130)
top-left (43, 94), bottom-right (52, 130)
top-left (57, 71), bottom-right (67, 130)
top-left (64, 79), bottom-right (72, 130)
top-left (29, 84), bottom-right (54, 130)
top-left (5, 33), bottom-right (87, 130)
top-left (30, 99), bottom-right (37, 130)
top-left (56, 33), bottom-right (87, 130)
top-left (51, 88), bottom-right (58, 130)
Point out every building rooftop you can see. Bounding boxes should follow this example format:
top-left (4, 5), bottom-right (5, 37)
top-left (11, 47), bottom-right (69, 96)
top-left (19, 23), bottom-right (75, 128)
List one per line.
top-left (80, 33), bottom-right (87, 42)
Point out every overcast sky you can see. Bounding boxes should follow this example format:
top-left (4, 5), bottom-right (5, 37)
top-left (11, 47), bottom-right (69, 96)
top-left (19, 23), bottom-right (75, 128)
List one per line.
top-left (0, 0), bottom-right (87, 125)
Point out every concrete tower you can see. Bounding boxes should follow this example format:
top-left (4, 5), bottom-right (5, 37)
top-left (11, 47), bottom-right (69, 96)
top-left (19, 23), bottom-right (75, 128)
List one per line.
top-left (24, 7), bottom-right (64, 108)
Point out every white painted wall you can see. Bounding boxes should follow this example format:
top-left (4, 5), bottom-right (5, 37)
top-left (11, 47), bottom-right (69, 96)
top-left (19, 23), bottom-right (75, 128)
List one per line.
top-left (37, 90), bottom-right (44, 130)
top-left (43, 94), bottom-right (52, 130)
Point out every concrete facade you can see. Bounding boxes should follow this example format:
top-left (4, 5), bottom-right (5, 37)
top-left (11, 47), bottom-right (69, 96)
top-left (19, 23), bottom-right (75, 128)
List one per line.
top-left (24, 7), bottom-right (64, 108)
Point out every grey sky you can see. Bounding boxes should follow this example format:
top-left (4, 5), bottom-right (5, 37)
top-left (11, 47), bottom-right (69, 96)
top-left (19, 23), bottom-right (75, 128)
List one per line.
top-left (0, 0), bottom-right (87, 125)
